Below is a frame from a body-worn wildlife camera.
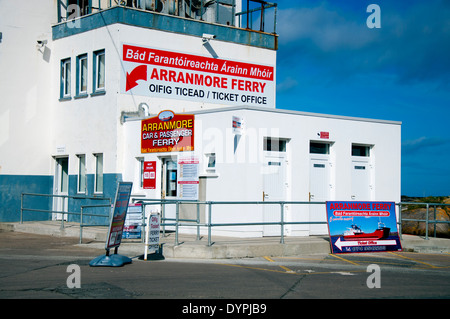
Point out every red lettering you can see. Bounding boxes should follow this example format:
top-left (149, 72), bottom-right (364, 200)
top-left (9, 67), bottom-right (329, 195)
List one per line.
top-left (150, 68), bottom-right (159, 80)
top-left (168, 70), bottom-right (176, 82)
top-left (160, 69), bottom-right (168, 81)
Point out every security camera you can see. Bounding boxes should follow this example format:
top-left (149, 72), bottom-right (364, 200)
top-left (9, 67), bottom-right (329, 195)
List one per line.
top-left (36, 39), bottom-right (48, 50)
top-left (202, 34), bottom-right (216, 40)
top-left (36, 40), bottom-right (47, 47)
top-left (202, 33), bottom-right (216, 44)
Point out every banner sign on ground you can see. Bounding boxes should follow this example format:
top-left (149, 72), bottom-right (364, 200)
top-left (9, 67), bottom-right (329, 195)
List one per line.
top-left (123, 203), bottom-right (143, 239)
top-left (106, 182), bottom-right (133, 250)
top-left (144, 213), bottom-right (161, 260)
top-left (326, 201), bottom-right (402, 254)
top-left (121, 44), bottom-right (275, 107)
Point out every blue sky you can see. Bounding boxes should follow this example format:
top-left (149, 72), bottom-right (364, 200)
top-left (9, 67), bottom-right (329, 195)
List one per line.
top-left (270, 0), bottom-right (450, 196)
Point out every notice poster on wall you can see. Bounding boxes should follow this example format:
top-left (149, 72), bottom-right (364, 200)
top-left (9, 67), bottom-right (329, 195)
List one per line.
top-left (121, 43), bottom-right (275, 107)
top-left (177, 156), bottom-right (199, 200)
top-left (143, 161), bottom-right (156, 189)
top-left (326, 201), bottom-right (402, 254)
top-left (232, 116), bottom-right (244, 135)
top-left (106, 182), bottom-right (133, 250)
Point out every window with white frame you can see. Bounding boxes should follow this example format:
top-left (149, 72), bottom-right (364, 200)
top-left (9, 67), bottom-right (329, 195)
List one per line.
top-left (93, 49), bottom-right (105, 93)
top-left (77, 154), bottom-right (86, 193)
top-left (137, 157), bottom-right (144, 188)
top-left (310, 142), bottom-right (330, 154)
top-left (352, 144), bottom-right (371, 157)
top-left (76, 54), bottom-right (88, 96)
top-left (264, 137), bottom-right (287, 152)
top-left (205, 153), bottom-right (216, 173)
top-left (60, 58), bottom-right (71, 99)
top-left (94, 153), bottom-right (103, 193)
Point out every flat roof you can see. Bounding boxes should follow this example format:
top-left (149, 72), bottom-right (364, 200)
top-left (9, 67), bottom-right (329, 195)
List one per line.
top-left (139, 106), bottom-right (402, 125)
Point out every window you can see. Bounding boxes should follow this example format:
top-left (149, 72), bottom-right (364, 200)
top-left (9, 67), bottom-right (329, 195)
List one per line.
top-left (164, 159), bottom-right (178, 197)
top-left (60, 58), bottom-right (71, 99)
top-left (352, 144), bottom-right (371, 157)
top-left (94, 153), bottom-right (103, 193)
top-left (76, 54), bottom-right (88, 97)
top-left (77, 154), bottom-right (86, 193)
top-left (60, 157), bottom-right (69, 193)
top-left (205, 153), bottom-right (216, 173)
top-left (93, 49), bottom-right (105, 94)
top-left (264, 138), bottom-right (287, 152)
top-left (137, 158), bottom-right (144, 188)
top-left (68, 0), bottom-right (90, 17)
top-left (310, 142), bottom-right (330, 154)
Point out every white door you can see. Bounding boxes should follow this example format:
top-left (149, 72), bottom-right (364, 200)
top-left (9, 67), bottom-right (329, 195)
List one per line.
top-left (160, 157), bottom-right (177, 227)
top-left (309, 158), bottom-right (330, 235)
top-left (263, 154), bottom-right (286, 236)
top-left (53, 157), bottom-right (69, 221)
top-left (351, 161), bottom-right (371, 200)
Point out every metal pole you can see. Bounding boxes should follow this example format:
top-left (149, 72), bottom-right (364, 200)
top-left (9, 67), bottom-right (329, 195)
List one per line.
top-left (60, 196), bottom-right (65, 230)
top-left (141, 203), bottom-right (146, 243)
top-left (196, 202), bottom-right (200, 241)
top-left (425, 203), bottom-right (429, 240)
top-left (246, 0), bottom-right (249, 29)
top-left (175, 201), bottom-right (179, 246)
top-left (208, 202), bottom-right (212, 246)
top-left (79, 206), bottom-right (83, 244)
top-left (280, 202), bottom-right (284, 244)
top-left (273, 4), bottom-right (277, 34)
top-left (20, 193), bottom-right (24, 224)
top-left (201, 0), bottom-right (204, 21)
top-left (162, 201), bottom-right (166, 237)
top-left (433, 205), bottom-right (437, 238)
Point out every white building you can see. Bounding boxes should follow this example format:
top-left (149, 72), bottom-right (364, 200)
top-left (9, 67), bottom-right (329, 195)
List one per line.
top-left (0, 0), bottom-right (401, 237)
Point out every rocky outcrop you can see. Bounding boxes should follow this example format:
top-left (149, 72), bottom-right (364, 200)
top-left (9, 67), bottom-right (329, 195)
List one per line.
top-left (401, 197), bottom-right (450, 238)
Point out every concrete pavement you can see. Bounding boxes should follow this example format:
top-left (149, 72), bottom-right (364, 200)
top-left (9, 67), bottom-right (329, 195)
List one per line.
top-left (1, 221), bottom-right (449, 259)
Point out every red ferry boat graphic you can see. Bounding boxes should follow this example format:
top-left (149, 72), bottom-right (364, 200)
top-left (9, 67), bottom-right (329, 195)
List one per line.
top-left (343, 222), bottom-right (390, 241)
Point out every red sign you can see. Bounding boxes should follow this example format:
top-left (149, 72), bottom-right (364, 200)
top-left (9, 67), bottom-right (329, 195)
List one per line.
top-left (121, 44), bottom-right (275, 107)
top-left (141, 110), bottom-right (194, 153)
top-left (143, 161), bottom-right (156, 189)
top-left (319, 131), bottom-right (330, 139)
top-left (123, 44), bottom-right (274, 81)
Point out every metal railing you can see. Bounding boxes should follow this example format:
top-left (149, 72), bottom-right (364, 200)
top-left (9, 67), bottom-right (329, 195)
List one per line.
top-left (133, 198), bottom-right (450, 246)
top-left (398, 201), bottom-right (450, 240)
top-left (133, 199), bottom-right (329, 246)
top-left (236, 0), bottom-right (277, 33)
top-left (58, 0), bottom-right (239, 27)
top-left (20, 193), bottom-right (450, 245)
top-left (20, 193), bottom-right (112, 243)
top-left (56, 0), bottom-right (278, 34)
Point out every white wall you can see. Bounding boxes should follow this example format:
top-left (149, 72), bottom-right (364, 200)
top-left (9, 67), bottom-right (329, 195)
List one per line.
top-left (51, 24), bottom-right (121, 176)
top-left (51, 21), bottom-right (277, 177)
top-left (121, 107), bottom-right (401, 237)
top-left (0, 0), bottom-right (55, 175)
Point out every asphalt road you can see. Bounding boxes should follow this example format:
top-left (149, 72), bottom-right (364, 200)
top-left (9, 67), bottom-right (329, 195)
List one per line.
top-left (0, 231), bottom-right (449, 302)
